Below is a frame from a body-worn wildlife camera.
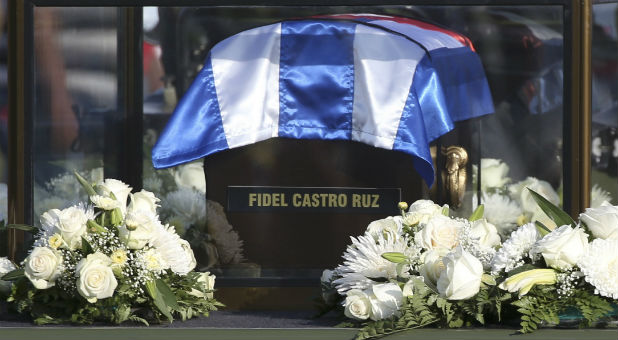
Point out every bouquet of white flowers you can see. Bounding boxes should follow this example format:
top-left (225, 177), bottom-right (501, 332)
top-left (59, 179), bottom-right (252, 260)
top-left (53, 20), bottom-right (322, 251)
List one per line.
top-left (320, 192), bottom-right (617, 339)
top-left (0, 172), bottom-right (221, 325)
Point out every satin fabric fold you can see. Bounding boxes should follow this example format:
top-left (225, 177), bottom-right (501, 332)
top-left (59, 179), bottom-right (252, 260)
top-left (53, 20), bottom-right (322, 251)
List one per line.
top-left (152, 18), bottom-right (495, 187)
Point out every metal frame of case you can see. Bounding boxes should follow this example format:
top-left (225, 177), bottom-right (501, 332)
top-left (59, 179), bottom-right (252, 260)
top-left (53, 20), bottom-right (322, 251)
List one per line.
top-left (7, 0), bottom-right (593, 262)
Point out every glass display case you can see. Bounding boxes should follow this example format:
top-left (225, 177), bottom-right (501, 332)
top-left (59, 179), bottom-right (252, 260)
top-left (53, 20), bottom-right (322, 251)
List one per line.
top-left (5, 0), bottom-right (610, 316)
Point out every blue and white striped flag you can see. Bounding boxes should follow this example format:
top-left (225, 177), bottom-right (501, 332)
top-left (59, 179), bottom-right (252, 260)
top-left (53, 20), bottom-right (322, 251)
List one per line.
top-left (152, 18), bottom-right (494, 186)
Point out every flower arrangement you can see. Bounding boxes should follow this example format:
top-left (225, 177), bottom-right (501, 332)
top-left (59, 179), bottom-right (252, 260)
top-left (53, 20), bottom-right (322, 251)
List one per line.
top-left (143, 147), bottom-right (246, 271)
top-left (320, 192), bottom-right (617, 339)
top-left (0, 173), bottom-right (221, 325)
top-left (473, 158), bottom-right (612, 238)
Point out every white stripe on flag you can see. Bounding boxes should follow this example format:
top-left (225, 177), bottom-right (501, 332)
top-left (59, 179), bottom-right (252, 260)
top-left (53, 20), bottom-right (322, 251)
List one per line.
top-left (351, 24), bottom-right (426, 150)
top-left (368, 20), bottom-right (464, 51)
top-left (211, 23), bottom-right (281, 149)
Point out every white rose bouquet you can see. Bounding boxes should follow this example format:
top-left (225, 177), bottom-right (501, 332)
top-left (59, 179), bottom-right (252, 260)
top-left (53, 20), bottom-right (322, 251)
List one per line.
top-left (320, 190), bottom-right (617, 339)
top-left (0, 172), bottom-right (222, 325)
top-left (142, 159), bottom-right (246, 271)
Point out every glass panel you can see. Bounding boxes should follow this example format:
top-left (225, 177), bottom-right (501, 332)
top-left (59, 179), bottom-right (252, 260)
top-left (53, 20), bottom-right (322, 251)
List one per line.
top-left (0, 1), bottom-right (8, 256)
top-left (464, 7), bottom-right (565, 235)
top-left (591, 2), bottom-right (618, 207)
top-left (142, 6), bottom-right (564, 290)
top-left (33, 8), bottom-right (117, 222)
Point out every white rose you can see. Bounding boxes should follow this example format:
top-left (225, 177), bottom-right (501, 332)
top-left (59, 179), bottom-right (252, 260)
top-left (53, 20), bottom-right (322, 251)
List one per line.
top-left (24, 247), bottom-right (63, 289)
top-left (419, 247), bottom-right (450, 288)
top-left (179, 239), bottom-right (197, 273)
top-left (344, 289), bottom-right (372, 320)
top-left (96, 179), bottom-right (132, 214)
top-left (128, 190), bottom-right (160, 216)
top-left (532, 225), bottom-right (589, 270)
top-left (470, 219), bottom-right (501, 249)
top-left (579, 202), bottom-right (618, 240)
top-left (40, 205), bottom-right (90, 250)
top-left (366, 216), bottom-right (402, 239)
top-left (415, 215), bottom-right (463, 250)
top-left (76, 253), bottom-right (117, 303)
top-left (173, 162), bottom-right (206, 194)
top-left (404, 200), bottom-right (445, 226)
top-left (197, 271), bottom-right (216, 299)
top-left (0, 257), bottom-right (16, 294)
top-left (436, 247), bottom-right (483, 300)
top-left (509, 177), bottom-right (560, 215)
top-left (367, 283), bottom-right (404, 321)
top-left (321, 269), bottom-right (334, 283)
top-left (479, 158), bottom-right (510, 191)
top-left (402, 276), bottom-right (423, 297)
top-left (119, 213), bottom-right (160, 249)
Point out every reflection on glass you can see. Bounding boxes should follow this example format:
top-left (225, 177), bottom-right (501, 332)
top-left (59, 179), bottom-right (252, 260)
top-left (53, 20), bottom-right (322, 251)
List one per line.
top-left (142, 6), bottom-right (565, 282)
top-left (0, 1), bottom-right (8, 256)
top-left (33, 8), bottom-right (117, 221)
top-left (591, 3), bottom-right (617, 207)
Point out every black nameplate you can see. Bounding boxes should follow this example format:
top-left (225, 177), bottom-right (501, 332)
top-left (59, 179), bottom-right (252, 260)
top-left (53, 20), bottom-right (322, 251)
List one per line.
top-left (227, 186), bottom-right (401, 214)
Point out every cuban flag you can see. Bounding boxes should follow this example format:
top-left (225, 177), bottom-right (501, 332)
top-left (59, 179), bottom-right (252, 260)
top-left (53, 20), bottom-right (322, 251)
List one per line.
top-left (152, 17), bottom-right (494, 187)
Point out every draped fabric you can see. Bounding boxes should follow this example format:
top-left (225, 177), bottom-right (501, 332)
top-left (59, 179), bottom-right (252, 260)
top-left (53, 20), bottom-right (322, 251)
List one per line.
top-left (152, 17), bottom-right (494, 187)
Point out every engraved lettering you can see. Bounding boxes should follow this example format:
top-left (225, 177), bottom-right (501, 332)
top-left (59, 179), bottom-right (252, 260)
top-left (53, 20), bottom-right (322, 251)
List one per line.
top-left (249, 193), bottom-right (258, 207)
top-left (371, 194), bottom-right (380, 208)
top-left (338, 193), bottom-right (347, 207)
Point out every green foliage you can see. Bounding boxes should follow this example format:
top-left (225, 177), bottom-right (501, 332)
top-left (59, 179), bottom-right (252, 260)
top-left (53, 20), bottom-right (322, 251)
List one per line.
top-left (351, 280), bottom-right (512, 340)
top-left (528, 188), bottom-right (576, 227)
top-left (6, 271), bottom-right (223, 326)
top-left (535, 221), bottom-right (551, 237)
top-left (469, 205), bottom-right (484, 222)
top-left (74, 171), bottom-right (97, 197)
top-left (0, 224), bottom-right (40, 233)
top-left (381, 252), bottom-right (407, 264)
top-left (510, 285), bottom-right (614, 333)
top-left (1, 268), bottom-right (25, 281)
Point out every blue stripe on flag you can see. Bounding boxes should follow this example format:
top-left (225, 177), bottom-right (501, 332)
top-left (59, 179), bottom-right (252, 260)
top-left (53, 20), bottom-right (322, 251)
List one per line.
top-left (429, 47), bottom-right (494, 122)
top-left (393, 81), bottom-right (435, 187)
top-left (278, 21), bottom-right (355, 140)
top-left (152, 55), bottom-right (229, 168)
top-left (412, 54), bottom-right (454, 142)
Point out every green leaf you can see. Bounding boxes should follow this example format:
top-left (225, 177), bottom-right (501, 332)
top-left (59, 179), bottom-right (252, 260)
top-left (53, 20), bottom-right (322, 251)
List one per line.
top-left (535, 221), bottom-right (551, 237)
top-left (156, 278), bottom-right (180, 310)
top-left (469, 205), bottom-right (484, 222)
top-left (481, 274), bottom-right (496, 286)
top-left (2, 224), bottom-right (39, 233)
top-left (146, 280), bottom-right (173, 322)
top-left (381, 252), bottom-right (407, 264)
top-left (86, 219), bottom-right (106, 234)
top-left (506, 264), bottom-right (539, 278)
top-left (442, 206), bottom-right (450, 216)
top-left (528, 188), bottom-right (575, 227)
top-left (1, 268), bottom-right (24, 281)
top-left (74, 171), bottom-right (97, 197)
top-left (81, 237), bottom-right (94, 255)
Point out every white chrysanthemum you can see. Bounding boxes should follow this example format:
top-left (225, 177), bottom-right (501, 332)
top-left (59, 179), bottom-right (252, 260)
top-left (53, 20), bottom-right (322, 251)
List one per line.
top-left (163, 188), bottom-right (207, 229)
top-left (150, 223), bottom-right (196, 275)
top-left (590, 184), bottom-right (612, 208)
top-left (578, 238), bottom-right (618, 299)
top-left (491, 223), bottom-right (541, 273)
top-left (90, 195), bottom-right (122, 210)
top-left (333, 232), bottom-right (418, 294)
top-left (206, 200), bottom-right (245, 265)
top-left (141, 248), bottom-right (169, 274)
top-left (474, 192), bottom-right (522, 236)
top-left (143, 175), bottom-right (163, 193)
